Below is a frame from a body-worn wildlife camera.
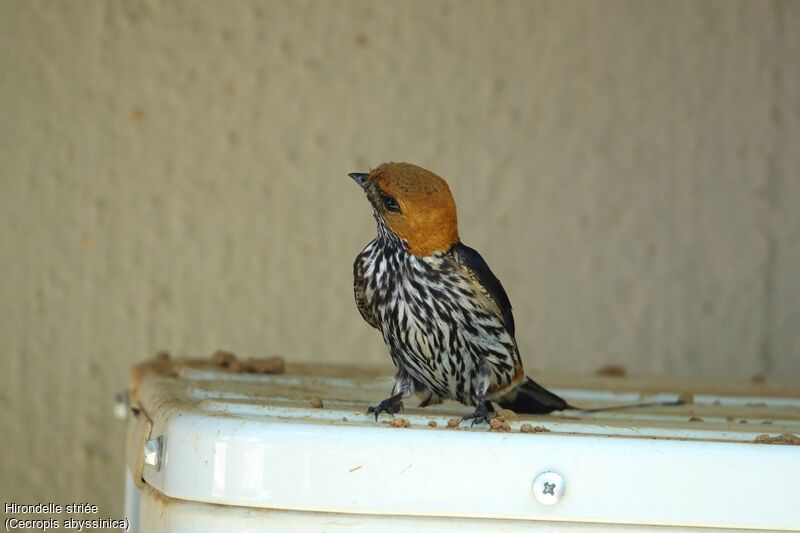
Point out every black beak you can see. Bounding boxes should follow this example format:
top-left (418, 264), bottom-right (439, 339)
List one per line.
top-left (349, 172), bottom-right (369, 190)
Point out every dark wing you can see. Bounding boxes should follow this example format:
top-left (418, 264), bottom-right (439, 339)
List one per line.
top-left (451, 242), bottom-right (515, 337)
top-left (353, 253), bottom-right (379, 329)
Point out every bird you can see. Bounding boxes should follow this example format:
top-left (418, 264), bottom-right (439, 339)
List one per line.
top-left (349, 162), bottom-right (573, 424)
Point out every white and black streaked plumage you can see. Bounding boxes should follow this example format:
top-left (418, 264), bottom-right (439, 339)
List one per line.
top-left (350, 162), bottom-right (571, 422)
top-left (355, 222), bottom-right (521, 406)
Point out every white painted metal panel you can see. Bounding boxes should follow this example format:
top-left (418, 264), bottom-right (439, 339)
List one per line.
top-left (135, 484), bottom-right (729, 533)
top-left (125, 360), bottom-right (800, 531)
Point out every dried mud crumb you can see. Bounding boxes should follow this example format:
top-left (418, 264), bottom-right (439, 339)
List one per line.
top-left (688, 415), bottom-right (703, 422)
top-left (309, 397), bottom-right (324, 408)
top-left (210, 351), bottom-right (285, 374)
top-left (739, 419), bottom-right (748, 424)
top-left (388, 417), bottom-right (411, 428)
top-left (211, 350), bottom-right (241, 372)
top-left (677, 392), bottom-right (694, 404)
top-left (751, 373), bottom-right (766, 384)
top-left (595, 364), bottom-right (626, 377)
top-left (446, 418), bottom-right (461, 429)
top-left (155, 350), bottom-right (170, 361)
top-left (243, 355), bottom-right (285, 374)
top-left (520, 423), bottom-right (550, 433)
top-left (755, 433), bottom-right (800, 445)
top-left (725, 416), bottom-right (735, 422)
top-left (211, 350), bottom-right (236, 365)
top-left (427, 420), bottom-right (438, 428)
top-left (489, 418), bottom-right (511, 432)
top-left (496, 408), bottom-right (518, 420)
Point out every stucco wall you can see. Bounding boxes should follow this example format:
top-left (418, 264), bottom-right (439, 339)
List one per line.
top-left (1, 0), bottom-right (798, 519)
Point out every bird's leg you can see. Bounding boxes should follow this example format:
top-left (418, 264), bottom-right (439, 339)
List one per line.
top-left (461, 365), bottom-right (495, 426)
top-left (367, 392), bottom-right (405, 420)
top-left (367, 373), bottom-right (413, 420)
top-left (461, 400), bottom-right (495, 427)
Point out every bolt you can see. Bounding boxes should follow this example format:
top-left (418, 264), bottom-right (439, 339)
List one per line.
top-left (113, 391), bottom-right (129, 420)
top-left (143, 436), bottom-right (163, 471)
top-left (532, 471), bottom-right (565, 505)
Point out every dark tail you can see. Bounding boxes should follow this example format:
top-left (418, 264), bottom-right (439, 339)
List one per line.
top-left (497, 377), bottom-right (685, 414)
top-left (578, 399), bottom-right (684, 413)
top-left (497, 377), bottom-right (574, 414)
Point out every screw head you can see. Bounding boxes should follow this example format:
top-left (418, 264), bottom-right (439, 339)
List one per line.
top-left (143, 436), bottom-right (163, 470)
top-left (113, 391), bottom-right (129, 420)
top-left (532, 471), bottom-right (565, 505)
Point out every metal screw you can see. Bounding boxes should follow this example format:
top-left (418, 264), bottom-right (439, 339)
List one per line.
top-left (532, 471), bottom-right (565, 505)
top-left (113, 391), bottom-right (129, 420)
top-left (143, 436), bottom-right (163, 471)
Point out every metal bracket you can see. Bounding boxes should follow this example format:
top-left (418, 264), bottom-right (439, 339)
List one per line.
top-left (125, 401), bottom-right (154, 489)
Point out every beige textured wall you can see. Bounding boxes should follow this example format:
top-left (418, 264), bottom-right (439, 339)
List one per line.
top-left (1, 0), bottom-right (798, 518)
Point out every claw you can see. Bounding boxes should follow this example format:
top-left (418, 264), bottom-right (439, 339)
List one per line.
top-left (367, 396), bottom-right (404, 421)
top-left (460, 401), bottom-right (493, 427)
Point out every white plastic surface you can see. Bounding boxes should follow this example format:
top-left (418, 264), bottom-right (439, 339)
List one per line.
top-left (127, 364), bottom-right (800, 531)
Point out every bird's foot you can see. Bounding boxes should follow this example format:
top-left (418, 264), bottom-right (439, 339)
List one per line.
top-left (461, 401), bottom-right (494, 427)
top-left (367, 395), bottom-right (404, 421)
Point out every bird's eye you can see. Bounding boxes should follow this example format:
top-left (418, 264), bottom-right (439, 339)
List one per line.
top-left (383, 195), bottom-right (401, 213)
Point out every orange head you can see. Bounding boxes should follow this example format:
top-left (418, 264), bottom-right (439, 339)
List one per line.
top-left (349, 162), bottom-right (459, 257)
